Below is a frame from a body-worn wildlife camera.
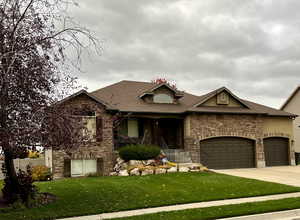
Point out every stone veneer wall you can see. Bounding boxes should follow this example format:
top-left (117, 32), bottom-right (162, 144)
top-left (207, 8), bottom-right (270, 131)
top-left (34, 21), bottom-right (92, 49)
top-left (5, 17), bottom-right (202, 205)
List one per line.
top-left (184, 114), bottom-right (295, 168)
top-left (52, 94), bottom-right (114, 178)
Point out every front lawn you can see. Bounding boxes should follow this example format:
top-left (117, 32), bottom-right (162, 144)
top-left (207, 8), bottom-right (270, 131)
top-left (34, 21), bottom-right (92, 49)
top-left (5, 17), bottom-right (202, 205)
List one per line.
top-left (113, 197), bottom-right (300, 220)
top-left (0, 172), bottom-right (299, 220)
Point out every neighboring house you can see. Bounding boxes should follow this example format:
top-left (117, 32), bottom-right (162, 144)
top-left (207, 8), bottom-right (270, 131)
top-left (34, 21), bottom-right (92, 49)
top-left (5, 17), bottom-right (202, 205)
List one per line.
top-left (46, 80), bottom-right (297, 178)
top-left (281, 86), bottom-right (300, 153)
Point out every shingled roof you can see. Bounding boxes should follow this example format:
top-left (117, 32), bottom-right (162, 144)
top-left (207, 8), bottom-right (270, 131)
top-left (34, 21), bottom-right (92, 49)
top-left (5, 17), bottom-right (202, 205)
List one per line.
top-left (88, 80), bottom-right (295, 117)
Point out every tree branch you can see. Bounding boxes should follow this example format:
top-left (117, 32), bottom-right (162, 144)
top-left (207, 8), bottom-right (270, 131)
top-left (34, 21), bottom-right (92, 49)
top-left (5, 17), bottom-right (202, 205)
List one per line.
top-left (11, 0), bottom-right (34, 39)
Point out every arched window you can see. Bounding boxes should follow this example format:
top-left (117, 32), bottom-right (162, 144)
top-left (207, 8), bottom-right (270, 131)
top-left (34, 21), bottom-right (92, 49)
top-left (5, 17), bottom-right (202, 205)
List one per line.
top-left (153, 94), bottom-right (173, 103)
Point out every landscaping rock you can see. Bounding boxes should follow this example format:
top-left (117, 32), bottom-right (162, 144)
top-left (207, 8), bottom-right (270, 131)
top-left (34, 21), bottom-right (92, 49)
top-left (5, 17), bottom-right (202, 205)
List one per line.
top-left (130, 168), bottom-right (140, 176)
top-left (141, 169), bottom-right (154, 176)
top-left (188, 165), bottom-right (201, 170)
top-left (200, 167), bottom-right (209, 172)
top-left (190, 169), bottom-right (200, 172)
top-left (129, 160), bottom-right (143, 166)
top-left (179, 167), bottom-right (190, 172)
top-left (167, 166), bottom-right (177, 173)
top-left (155, 168), bottom-right (167, 174)
top-left (112, 156), bottom-right (209, 176)
top-left (143, 159), bottom-right (156, 166)
top-left (119, 170), bottom-right (129, 176)
top-left (109, 172), bottom-right (118, 176)
top-left (116, 157), bottom-right (124, 164)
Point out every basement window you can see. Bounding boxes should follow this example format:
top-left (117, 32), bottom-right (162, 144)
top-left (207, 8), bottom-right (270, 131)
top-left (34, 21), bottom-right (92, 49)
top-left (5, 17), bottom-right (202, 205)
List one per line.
top-left (71, 159), bottom-right (97, 177)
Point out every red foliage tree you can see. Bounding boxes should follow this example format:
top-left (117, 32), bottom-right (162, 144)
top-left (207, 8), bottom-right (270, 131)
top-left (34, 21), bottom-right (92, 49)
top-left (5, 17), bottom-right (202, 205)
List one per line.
top-left (0, 0), bottom-right (98, 204)
top-left (151, 78), bottom-right (177, 89)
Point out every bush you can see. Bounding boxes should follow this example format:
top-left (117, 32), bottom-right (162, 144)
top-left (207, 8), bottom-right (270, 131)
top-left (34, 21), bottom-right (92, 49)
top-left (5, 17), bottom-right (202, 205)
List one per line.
top-left (31, 165), bottom-right (52, 181)
top-left (118, 144), bottom-right (161, 161)
top-left (28, 151), bottom-right (40, 159)
top-left (2, 165), bottom-right (37, 206)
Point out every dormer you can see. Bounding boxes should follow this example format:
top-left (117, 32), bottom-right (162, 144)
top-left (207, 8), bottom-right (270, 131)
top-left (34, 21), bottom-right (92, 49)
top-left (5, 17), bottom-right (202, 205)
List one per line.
top-left (139, 83), bottom-right (184, 104)
top-left (194, 87), bottom-right (250, 108)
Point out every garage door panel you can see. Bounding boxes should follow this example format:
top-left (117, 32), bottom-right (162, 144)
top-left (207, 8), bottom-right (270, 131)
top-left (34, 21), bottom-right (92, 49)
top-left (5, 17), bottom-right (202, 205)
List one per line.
top-left (264, 138), bottom-right (289, 166)
top-left (200, 137), bottom-right (255, 169)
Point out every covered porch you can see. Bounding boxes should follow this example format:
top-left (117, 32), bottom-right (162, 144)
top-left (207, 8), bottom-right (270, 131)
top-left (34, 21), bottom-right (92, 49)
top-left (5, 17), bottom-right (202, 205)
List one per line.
top-left (114, 116), bottom-right (184, 150)
top-left (114, 115), bottom-right (192, 163)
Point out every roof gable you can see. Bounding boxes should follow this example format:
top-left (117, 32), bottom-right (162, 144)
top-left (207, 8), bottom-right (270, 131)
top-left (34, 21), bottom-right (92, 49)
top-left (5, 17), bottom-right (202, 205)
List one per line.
top-left (139, 83), bottom-right (184, 99)
top-left (281, 86), bottom-right (300, 110)
top-left (193, 87), bottom-right (250, 109)
top-left (56, 89), bottom-right (116, 110)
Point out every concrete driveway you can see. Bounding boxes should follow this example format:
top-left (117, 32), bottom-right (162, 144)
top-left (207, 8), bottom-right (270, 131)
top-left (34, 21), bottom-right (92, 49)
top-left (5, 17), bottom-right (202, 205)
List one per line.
top-left (217, 166), bottom-right (300, 187)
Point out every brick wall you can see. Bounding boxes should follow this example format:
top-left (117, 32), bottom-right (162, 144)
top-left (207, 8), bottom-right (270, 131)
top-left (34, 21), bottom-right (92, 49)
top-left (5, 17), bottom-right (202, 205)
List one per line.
top-left (52, 94), bottom-right (114, 178)
top-left (184, 113), bottom-right (294, 167)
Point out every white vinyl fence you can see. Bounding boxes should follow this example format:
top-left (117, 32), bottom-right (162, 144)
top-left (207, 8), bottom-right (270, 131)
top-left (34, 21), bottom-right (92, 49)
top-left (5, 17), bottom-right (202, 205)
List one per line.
top-left (0, 158), bottom-right (44, 179)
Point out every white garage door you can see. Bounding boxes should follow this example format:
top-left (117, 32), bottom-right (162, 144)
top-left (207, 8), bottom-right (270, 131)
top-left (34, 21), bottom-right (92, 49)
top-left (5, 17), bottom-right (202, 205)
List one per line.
top-left (71, 159), bottom-right (97, 177)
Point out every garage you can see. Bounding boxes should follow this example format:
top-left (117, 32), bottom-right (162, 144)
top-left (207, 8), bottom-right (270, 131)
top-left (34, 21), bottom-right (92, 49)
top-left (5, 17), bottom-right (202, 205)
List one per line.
top-left (264, 137), bottom-right (289, 166)
top-left (200, 137), bottom-right (255, 169)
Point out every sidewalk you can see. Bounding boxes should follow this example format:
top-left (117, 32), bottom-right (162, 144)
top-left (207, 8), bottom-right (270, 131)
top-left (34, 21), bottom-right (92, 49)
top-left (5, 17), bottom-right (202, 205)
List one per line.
top-left (60, 192), bottom-right (300, 220)
top-left (219, 208), bottom-right (300, 220)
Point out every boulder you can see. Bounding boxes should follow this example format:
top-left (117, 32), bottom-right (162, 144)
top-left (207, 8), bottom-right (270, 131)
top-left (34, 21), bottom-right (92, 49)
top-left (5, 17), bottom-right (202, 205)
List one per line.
top-left (179, 167), bottom-right (190, 172)
top-left (190, 169), bottom-right (200, 172)
top-left (130, 168), bottom-right (140, 176)
top-left (189, 165), bottom-right (201, 170)
top-left (116, 157), bottom-right (124, 164)
top-left (113, 157), bottom-right (128, 171)
top-left (109, 172), bottom-right (118, 176)
top-left (155, 168), bottom-right (167, 174)
top-left (167, 166), bottom-right (177, 173)
top-left (143, 159), bottom-right (156, 166)
top-left (129, 160), bottom-right (143, 166)
top-left (119, 170), bottom-right (129, 176)
top-left (200, 166), bottom-right (209, 172)
top-left (141, 169), bottom-right (154, 176)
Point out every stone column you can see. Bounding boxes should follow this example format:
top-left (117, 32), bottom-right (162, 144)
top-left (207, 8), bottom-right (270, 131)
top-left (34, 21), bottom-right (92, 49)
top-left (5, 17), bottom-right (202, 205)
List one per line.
top-left (290, 139), bottom-right (296, 166)
top-left (256, 138), bottom-right (266, 168)
top-left (184, 137), bottom-right (200, 163)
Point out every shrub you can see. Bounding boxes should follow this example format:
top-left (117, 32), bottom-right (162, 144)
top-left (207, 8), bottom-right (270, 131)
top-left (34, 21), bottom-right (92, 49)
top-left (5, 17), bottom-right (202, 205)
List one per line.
top-left (118, 144), bottom-right (161, 161)
top-left (28, 151), bottom-right (40, 159)
top-left (2, 165), bottom-right (37, 206)
top-left (31, 165), bottom-right (52, 181)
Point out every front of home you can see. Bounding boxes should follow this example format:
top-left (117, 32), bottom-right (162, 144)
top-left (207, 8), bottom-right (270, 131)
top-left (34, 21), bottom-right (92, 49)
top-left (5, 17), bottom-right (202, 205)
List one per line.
top-left (45, 80), bottom-right (297, 178)
top-left (281, 86), bottom-right (300, 154)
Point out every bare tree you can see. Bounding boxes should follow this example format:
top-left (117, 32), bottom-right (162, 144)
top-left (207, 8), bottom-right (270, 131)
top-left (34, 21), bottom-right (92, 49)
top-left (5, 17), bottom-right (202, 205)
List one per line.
top-left (0, 0), bottom-right (99, 204)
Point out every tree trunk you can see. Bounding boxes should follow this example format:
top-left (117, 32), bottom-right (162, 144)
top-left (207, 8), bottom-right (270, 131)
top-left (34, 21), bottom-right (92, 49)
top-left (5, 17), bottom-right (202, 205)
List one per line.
top-left (2, 144), bottom-right (21, 203)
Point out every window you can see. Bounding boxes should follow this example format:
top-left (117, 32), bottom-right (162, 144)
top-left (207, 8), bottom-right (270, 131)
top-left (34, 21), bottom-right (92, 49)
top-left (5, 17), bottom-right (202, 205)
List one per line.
top-left (128, 119), bottom-right (139, 137)
top-left (71, 159), bottom-right (97, 177)
top-left (119, 119), bottom-right (139, 138)
top-left (82, 116), bottom-right (96, 140)
top-left (153, 94), bottom-right (173, 103)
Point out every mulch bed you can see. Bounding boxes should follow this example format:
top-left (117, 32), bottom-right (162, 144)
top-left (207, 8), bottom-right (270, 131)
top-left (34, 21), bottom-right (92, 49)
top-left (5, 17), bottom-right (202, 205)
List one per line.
top-left (37, 192), bottom-right (57, 206)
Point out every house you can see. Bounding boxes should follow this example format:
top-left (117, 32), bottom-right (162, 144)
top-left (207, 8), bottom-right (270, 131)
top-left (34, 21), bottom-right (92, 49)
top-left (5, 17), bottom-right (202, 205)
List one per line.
top-left (46, 80), bottom-right (297, 178)
top-left (281, 86), bottom-right (300, 153)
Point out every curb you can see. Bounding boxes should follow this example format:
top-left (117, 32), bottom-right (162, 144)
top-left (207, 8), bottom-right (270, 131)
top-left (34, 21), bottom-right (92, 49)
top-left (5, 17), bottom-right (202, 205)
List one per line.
top-left (219, 208), bottom-right (300, 220)
top-left (60, 192), bottom-right (300, 220)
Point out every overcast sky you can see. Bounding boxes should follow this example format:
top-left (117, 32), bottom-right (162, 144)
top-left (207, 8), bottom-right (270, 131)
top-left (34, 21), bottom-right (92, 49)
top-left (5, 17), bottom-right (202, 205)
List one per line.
top-left (69, 0), bottom-right (300, 109)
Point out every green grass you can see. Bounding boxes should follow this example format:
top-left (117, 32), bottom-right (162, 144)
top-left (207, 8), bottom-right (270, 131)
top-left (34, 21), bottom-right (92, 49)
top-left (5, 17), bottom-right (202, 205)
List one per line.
top-left (0, 172), bottom-right (299, 220)
top-left (112, 197), bottom-right (300, 220)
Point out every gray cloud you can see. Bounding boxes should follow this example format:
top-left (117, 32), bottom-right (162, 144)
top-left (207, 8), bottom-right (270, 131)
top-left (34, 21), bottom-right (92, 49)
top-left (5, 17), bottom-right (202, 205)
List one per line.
top-left (69, 0), bottom-right (300, 108)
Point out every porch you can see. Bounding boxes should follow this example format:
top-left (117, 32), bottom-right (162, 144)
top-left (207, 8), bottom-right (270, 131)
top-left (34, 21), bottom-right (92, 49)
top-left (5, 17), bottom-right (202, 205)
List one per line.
top-left (114, 116), bottom-right (192, 163)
